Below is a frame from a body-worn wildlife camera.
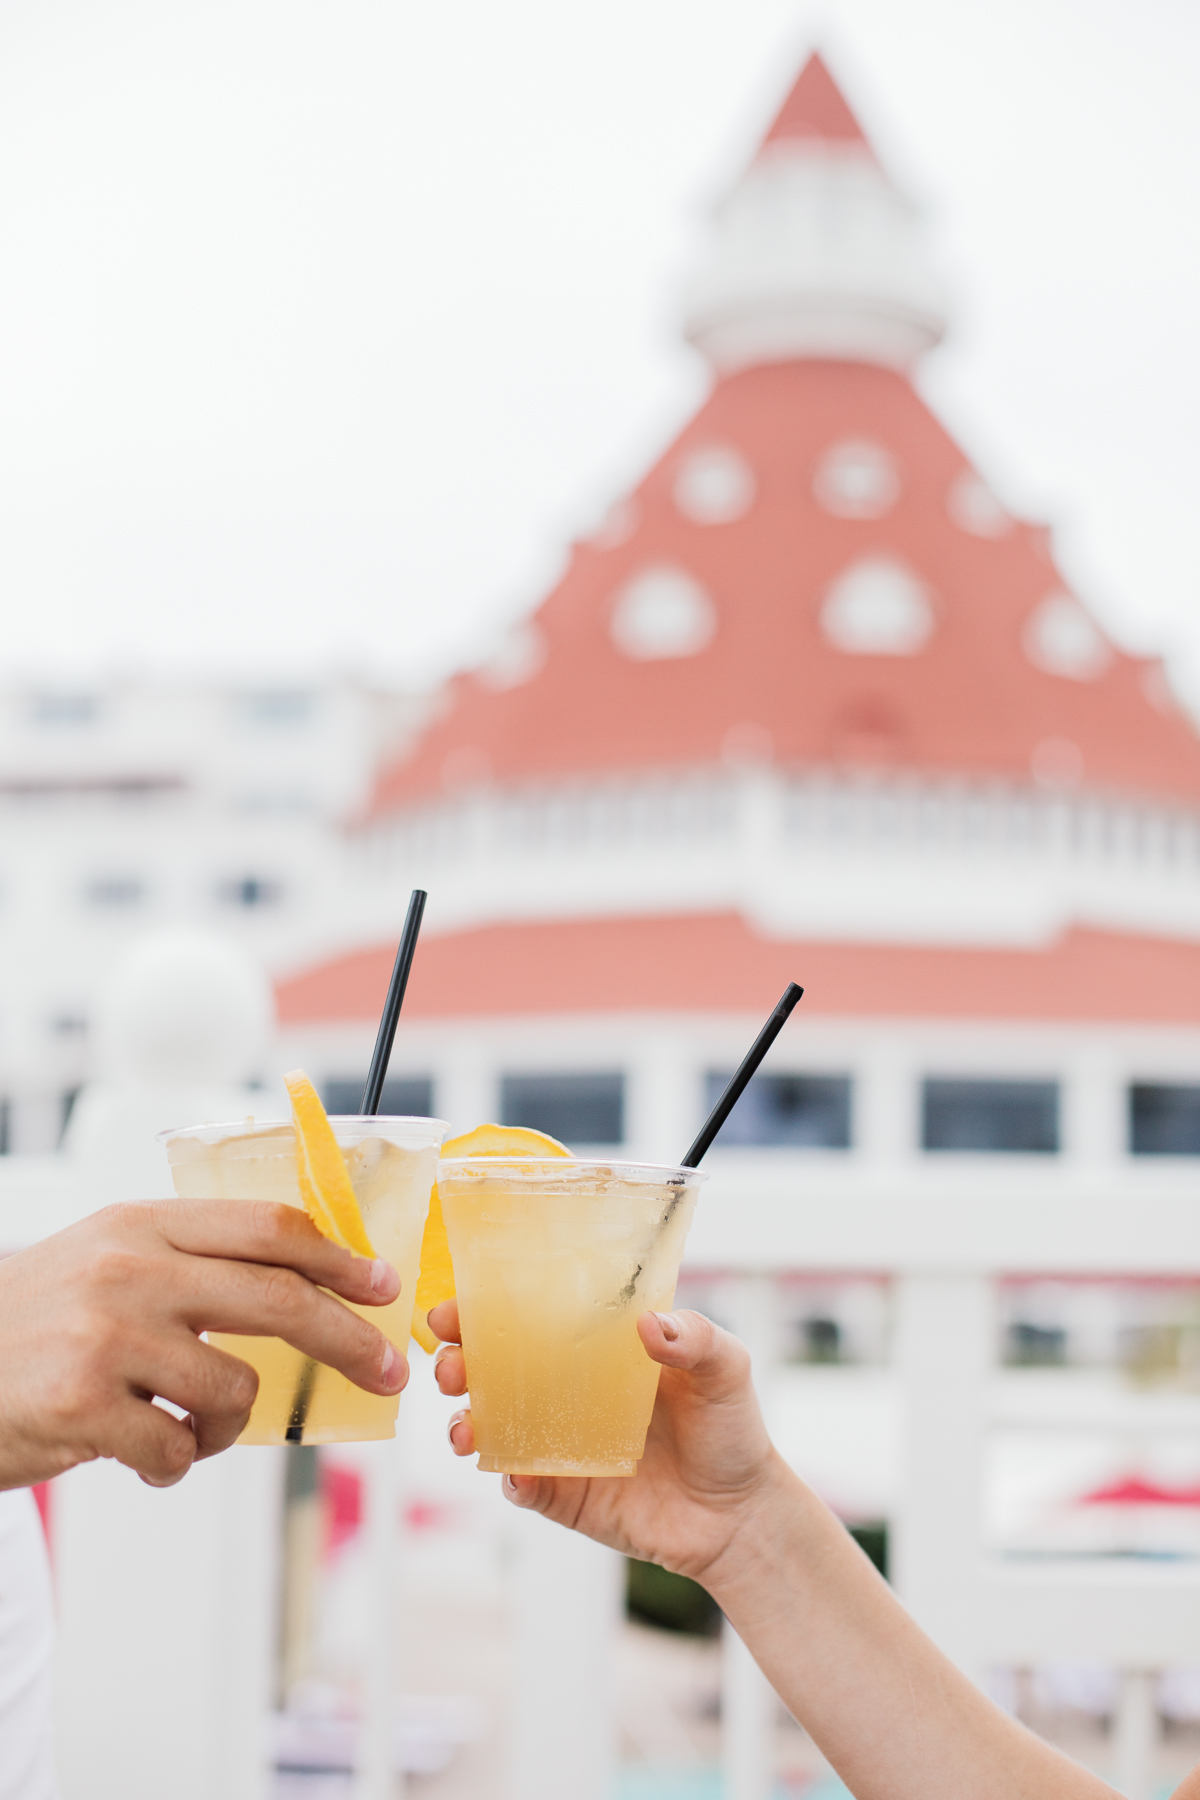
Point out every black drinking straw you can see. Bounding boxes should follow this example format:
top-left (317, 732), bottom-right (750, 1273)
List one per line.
top-left (681, 982), bottom-right (803, 1168)
top-left (361, 888), bottom-right (428, 1116)
top-left (614, 981), bottom-right (805, 1312)
top-left (285, 889), bottom-right (428, 1445)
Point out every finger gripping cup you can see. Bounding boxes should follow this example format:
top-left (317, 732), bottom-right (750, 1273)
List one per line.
top-left (437, 1157), bottom-right (706, 1478)
top-left (161, 1114), bottom-right (447, 1445)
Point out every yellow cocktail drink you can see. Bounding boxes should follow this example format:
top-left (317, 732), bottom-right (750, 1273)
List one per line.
top-left (437, 1157), bottom-right (706, 1476)
top-left (163, 1115), bottom-right (447, 1444)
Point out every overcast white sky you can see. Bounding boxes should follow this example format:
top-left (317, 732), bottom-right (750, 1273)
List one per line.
top-left (0, 0), bottom-right (1197, 704)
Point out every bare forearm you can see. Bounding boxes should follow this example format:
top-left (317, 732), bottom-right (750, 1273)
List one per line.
top-left (704, 1456), bottom-right (1119, 1800)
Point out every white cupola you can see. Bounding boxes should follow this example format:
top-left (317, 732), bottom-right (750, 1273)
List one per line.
top-left (683, 52), bottom-right (949, 373)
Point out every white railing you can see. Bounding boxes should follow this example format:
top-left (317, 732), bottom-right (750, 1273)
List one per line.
top-left (352, 769), bottom-right (1200, 950)
top-left (683, 1180), bottom-right (1200, 1800)
top-left (17, 1141), bottom-right (1200, 1800)
top-left (361, 768), bottom-right (1200, 878)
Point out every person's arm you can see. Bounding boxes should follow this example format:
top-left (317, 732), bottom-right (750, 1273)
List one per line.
top-left (431, 1301), bottom-right (1124, 1800)
top-left (0, 1199), bottom-right (406, 1490)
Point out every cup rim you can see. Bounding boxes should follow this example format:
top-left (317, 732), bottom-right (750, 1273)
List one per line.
top-left (157, 1114), bottom-right (451, 1147)
top-left (436, 1156), bottom-right (708, 1184)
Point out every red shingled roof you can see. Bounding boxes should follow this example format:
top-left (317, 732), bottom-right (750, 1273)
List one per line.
top-left (365, 360), bottom-right (1200, 815)
top-left (277, 915), bottom-right (1200, 1027)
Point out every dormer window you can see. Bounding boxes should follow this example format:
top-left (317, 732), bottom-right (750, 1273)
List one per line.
top-left (673, 446), bottom-right (756, 525)
top-left (610, 568), bottom-right (717, 661)
top-left (813, 441), bottom-right (899, 519)
top-left (821, 558), bottom-right (934, 656)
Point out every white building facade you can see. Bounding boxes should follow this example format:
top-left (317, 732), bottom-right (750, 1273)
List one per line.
top-left (0, 676), bottom-right (425, 1150)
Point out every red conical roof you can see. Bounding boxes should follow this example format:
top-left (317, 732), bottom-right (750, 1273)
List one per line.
top-left (366, 359), bottom-right (1200, 817)
top-left (760, 51), bottom-right (872, 152)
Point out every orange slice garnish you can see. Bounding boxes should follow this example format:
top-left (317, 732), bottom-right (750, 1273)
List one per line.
top-left (410, 1123), bottom-right (571, 1354)
top-left (284, 1069), bottom-right (376, 1259)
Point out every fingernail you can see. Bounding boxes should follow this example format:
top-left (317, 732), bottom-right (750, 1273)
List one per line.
top-left (370, 1258), bottom-right (398, 1296)
top-left (656, 1312), bottom-right (681, 1341)
top-left (447, 1409), bottom-right (467, 1444)
top-left (381, 1343), bottom-right (405, 1390)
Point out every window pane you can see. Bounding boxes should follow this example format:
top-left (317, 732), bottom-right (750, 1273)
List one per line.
top-left (799, 1316), bottom-right (842, 1363)
top-left (500, 1073), bottom-right (624, 1146)
top-left (778, 1278), bottom-right (890, 1365)
top-left (922, 1079), bottom-right (1059, 1153)
top-left (322, 1076), bottom-right (434, 1117)
top-left (85, 875), bottom-right (145, 908)
top-left (703, 1072), bottom-right (851, 1148)
top-left (1005, 1321), bottom-right (1068, 1367)
top-left (1130, 1083), bottom-right (1200, 1155)
top-left (218, 875), bottom-right (283, 908)
top-left (30, 692), bottom-right (99, 726)
top-left (237, 691), bottom-right (316, 728)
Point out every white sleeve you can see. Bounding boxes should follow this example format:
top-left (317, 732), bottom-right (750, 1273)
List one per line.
top-left (0, 1489), bottom-right (57, 1800)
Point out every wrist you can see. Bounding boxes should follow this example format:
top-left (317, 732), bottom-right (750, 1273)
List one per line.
top-left (698, 1451), bottom-right (816, 1611)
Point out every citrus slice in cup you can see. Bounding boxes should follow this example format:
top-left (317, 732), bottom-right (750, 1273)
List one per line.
top-left (284, 1069), bottom-right (376, 1259)
top-left (411, 1123), bottom-right (572, 1353)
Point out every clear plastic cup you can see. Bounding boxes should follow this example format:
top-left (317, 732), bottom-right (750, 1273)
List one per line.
top-left (161, 1114), bottom-right (448, 1445)
top-left (437, 1157), bottom-right (707, 1477)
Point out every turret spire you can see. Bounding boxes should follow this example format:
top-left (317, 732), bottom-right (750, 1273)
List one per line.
top-left (760, 50), bottom-right (873, 151)
top-left (683, 51), bottom-right (948, 373)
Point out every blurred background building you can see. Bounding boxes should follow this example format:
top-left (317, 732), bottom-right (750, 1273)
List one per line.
top-left (3, 27), bottom-right (1200, 1800)
top-left (0, 677), bottom-right (425, 1152)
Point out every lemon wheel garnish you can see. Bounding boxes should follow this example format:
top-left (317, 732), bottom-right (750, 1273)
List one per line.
top-left (411, 1123), bottom-right (572, 1354)
top-left (284, 1069), bottom-right (376, 1259)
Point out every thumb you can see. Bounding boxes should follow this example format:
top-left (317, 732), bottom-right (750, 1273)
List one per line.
top-left (637, 1309), bottom-right (752, 1402)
